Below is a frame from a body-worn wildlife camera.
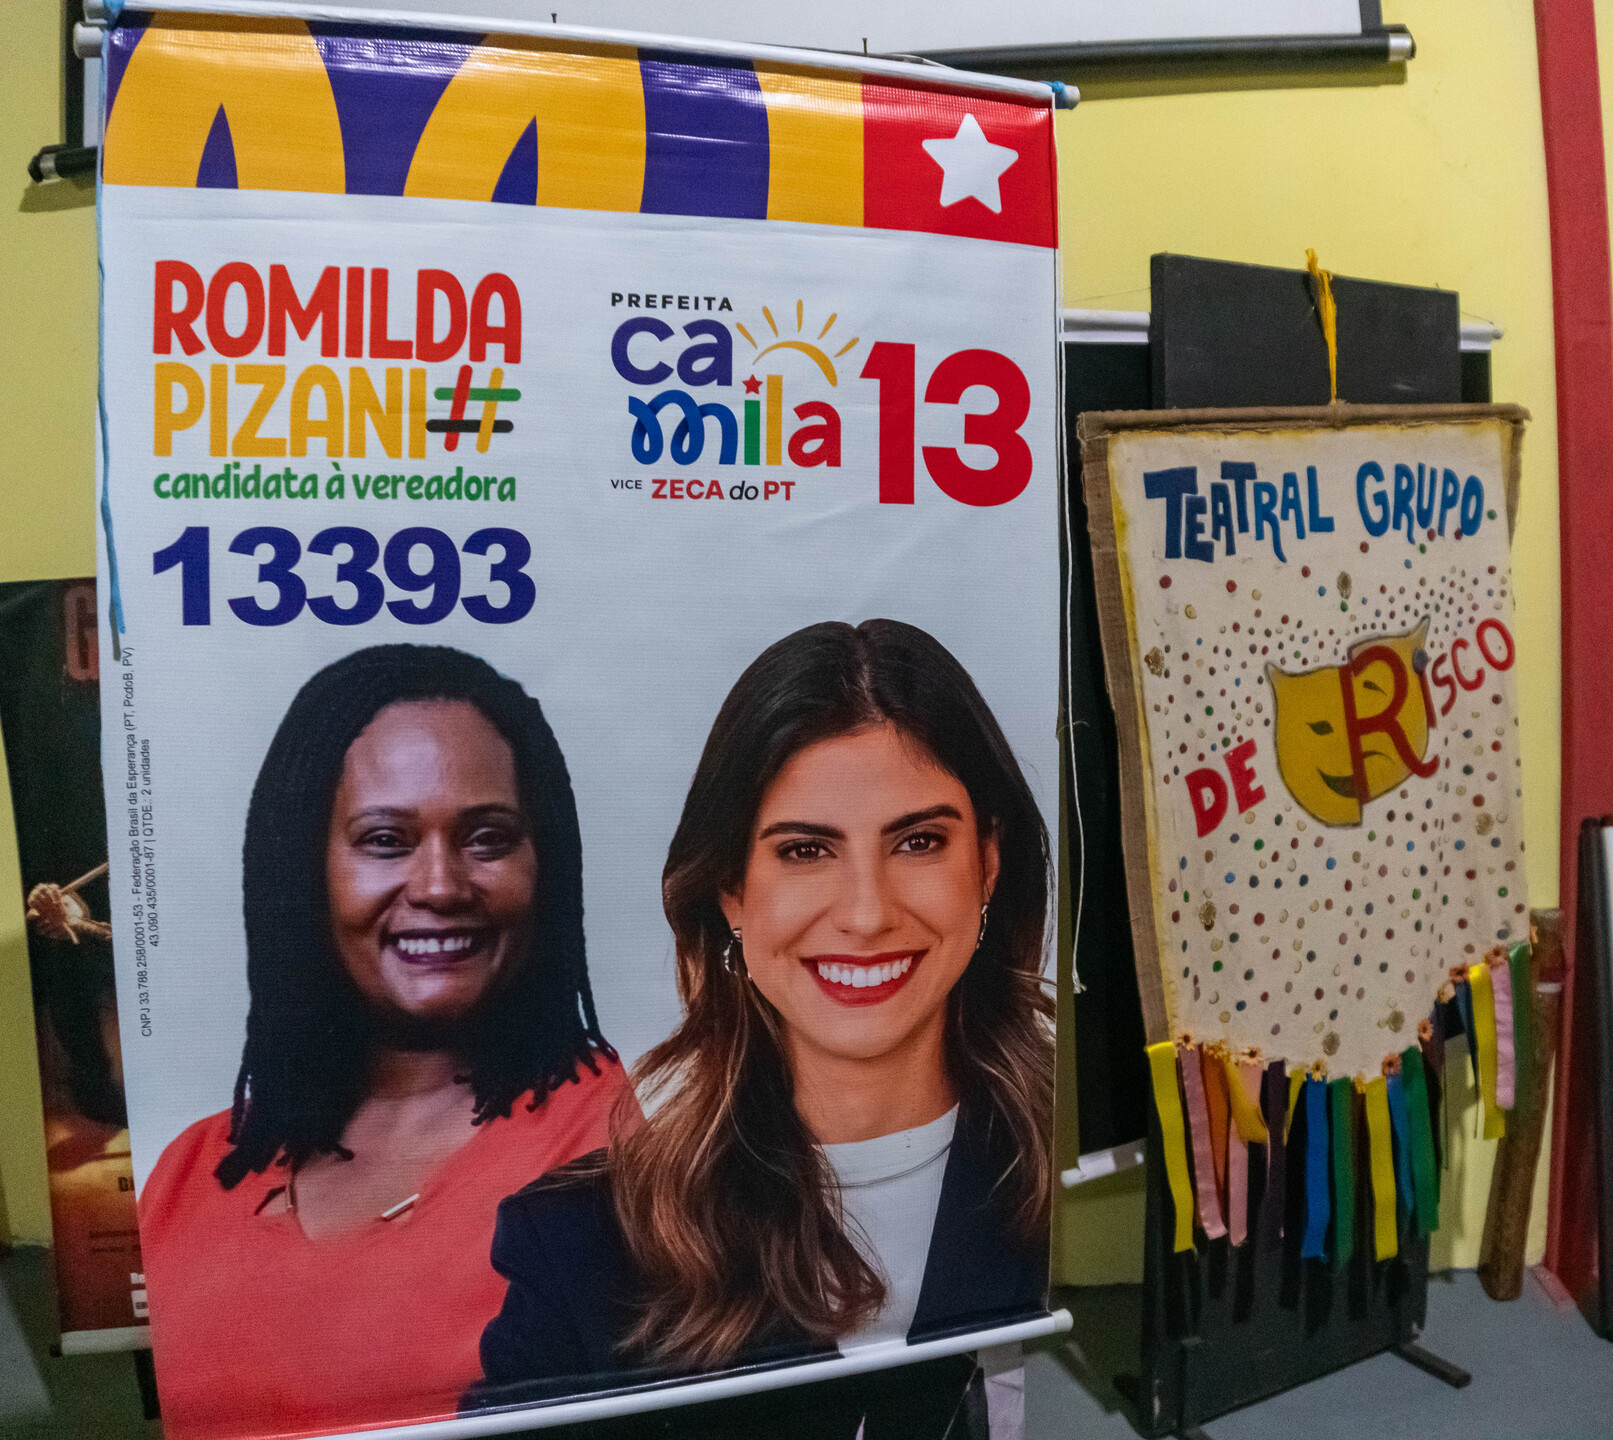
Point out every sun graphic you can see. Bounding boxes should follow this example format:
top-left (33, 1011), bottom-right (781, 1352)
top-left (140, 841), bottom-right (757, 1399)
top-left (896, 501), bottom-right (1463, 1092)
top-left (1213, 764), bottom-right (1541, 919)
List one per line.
top-left (734, 301), bottom-right (860, 387)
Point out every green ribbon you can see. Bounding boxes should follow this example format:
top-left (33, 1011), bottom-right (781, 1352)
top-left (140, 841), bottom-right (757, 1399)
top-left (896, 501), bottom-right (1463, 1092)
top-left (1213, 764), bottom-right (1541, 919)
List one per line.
top-left (1507, 941), bottom-right (1535, 1120)
top-left (1402, 1045), bottom-right (1441, 1237)
top-left (1328, 1077), bottom-right (1356, 1269)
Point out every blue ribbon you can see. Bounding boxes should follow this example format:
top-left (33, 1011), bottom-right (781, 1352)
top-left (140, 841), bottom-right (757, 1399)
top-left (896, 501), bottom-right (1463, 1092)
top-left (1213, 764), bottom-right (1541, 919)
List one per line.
top-left (1301, 1078), bottom-right (1331, 1260)
top-left (1386, 1070), bottom-right (1416, 1237)
top-left (1455, 982), bottom-right (1478, 1088)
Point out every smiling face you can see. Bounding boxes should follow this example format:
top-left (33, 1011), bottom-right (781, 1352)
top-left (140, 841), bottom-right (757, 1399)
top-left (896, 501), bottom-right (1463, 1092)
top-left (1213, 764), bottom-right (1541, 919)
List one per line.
top-left (720, 723), bottom-right (999, 1080)
top-left (1267, 618), bottom-right (1432, 827)
top-left (325, 699), bottom-right (537, 1028)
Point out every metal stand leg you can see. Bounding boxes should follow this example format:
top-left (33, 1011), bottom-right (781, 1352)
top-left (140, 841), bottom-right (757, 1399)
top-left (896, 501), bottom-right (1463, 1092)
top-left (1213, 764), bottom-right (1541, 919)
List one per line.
top-left (133, 1348), bottom-right (161, 1421)
top-left (1392, 1342), bottom-right (1472, 1388)
top-left (1174, 1426), bottom-right (1215, 1440)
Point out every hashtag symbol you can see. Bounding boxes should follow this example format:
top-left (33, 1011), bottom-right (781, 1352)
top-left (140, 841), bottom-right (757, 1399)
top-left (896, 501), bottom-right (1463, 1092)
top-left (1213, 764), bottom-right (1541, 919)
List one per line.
top-left (427, 366), bottom-right (521, 453)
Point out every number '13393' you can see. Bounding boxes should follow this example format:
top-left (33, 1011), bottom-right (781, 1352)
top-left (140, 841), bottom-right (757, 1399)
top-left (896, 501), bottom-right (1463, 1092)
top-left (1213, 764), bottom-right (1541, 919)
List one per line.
top-left (151, 525), bottom-right (534, 627)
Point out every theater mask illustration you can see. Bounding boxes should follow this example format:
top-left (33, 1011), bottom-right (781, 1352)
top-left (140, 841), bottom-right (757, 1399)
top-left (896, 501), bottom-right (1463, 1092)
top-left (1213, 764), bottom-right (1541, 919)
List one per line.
top-left (1267, 618), bottom-right (1437, 827)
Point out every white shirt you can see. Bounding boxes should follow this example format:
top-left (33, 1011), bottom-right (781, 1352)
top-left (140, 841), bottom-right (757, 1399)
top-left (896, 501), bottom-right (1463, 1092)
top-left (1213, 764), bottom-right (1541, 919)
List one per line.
top-left (822, 1106), bottom-right (958, 1350)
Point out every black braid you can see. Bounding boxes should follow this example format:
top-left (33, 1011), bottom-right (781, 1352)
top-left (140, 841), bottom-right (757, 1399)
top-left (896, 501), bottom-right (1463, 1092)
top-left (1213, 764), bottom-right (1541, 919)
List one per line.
top-left (214, 644), bottom-right (610, 1191)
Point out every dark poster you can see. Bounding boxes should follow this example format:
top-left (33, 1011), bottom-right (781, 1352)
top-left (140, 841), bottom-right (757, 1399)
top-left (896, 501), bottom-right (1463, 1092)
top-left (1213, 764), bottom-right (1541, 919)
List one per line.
top-left (0, 579), bottom-right (145, 1345)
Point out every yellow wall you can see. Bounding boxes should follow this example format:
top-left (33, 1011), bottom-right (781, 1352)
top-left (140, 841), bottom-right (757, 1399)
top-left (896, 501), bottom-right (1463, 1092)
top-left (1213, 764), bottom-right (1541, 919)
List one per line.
top-left (1052, 0), bottom-right (1561, 1281)
top-left (0, 1), bottom-right (1565, 1273)
top-left (0, 1), bottom-right (100, 1245)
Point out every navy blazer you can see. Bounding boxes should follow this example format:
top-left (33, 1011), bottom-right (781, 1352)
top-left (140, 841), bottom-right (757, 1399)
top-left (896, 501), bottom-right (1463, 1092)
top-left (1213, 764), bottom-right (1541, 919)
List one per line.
top-left (466, 1098), bottom-right (1048, 1415)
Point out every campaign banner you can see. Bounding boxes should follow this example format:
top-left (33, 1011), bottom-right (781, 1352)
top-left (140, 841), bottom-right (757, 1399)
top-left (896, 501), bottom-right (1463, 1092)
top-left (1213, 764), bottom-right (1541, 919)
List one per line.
top-left (0, 580), bottom-right (146, 1349)
top-left (96, 12), bottom-right (1062, 1440)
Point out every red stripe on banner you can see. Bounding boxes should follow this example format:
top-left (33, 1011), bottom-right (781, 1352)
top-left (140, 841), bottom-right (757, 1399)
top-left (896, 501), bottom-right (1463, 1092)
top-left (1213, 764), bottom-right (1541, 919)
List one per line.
top-left (1534, 0), bottom-right (1613, 1298)
top-left (861, 84), bottom-right (1056, 248)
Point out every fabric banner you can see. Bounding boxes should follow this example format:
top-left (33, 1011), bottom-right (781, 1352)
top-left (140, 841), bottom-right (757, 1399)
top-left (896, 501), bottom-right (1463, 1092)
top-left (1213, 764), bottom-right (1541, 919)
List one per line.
top-left (94, 12), bottom-right (1062, 1439)
top-left (1083, 412), bottom-right (1528, 1083)
top-left (0, 580), bottom-right (147, 1347)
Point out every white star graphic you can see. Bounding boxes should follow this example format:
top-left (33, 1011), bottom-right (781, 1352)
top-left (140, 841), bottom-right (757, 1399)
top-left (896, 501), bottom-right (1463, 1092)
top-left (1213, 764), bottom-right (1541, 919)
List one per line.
top-left (921, 114), bottom-right (1019, 214)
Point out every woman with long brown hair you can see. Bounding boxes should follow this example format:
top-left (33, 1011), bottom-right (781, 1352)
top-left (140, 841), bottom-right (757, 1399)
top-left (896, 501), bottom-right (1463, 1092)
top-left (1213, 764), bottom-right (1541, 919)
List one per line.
top-left (473, 619), bottom-right (1054, 1416)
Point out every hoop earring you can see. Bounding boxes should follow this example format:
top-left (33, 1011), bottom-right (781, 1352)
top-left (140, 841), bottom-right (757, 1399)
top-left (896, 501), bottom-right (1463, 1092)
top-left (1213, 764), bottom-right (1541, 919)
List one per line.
top-left (723, 927), bottom-right (744, 976)
top-left (974, 902), bottom-right (989, 953)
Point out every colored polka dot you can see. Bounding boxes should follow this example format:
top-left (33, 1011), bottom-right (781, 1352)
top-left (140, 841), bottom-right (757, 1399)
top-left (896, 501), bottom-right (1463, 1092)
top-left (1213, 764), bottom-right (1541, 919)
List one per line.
top-left (1160, 576), bottom-right (1172, 588)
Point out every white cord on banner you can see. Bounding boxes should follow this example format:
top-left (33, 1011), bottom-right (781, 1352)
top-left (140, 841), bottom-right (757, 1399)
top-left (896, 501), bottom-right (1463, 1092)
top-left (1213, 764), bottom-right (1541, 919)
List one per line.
top-left (1056, 307), bottom-right (1086, 997)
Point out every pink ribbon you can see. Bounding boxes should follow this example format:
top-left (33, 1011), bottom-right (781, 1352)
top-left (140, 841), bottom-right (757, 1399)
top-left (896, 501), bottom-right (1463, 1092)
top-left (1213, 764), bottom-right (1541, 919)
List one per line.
top-left (1227, 1103), bottom-right (1248, 1246)
top-left (1179, 1046), bottom-right (1227, 1240)
top-left (1490, 952), bottom-right (1516, 1110)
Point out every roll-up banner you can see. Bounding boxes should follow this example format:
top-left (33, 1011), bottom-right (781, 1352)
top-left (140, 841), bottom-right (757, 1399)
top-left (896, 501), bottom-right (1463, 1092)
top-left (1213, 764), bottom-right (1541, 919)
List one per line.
top-left (0, 579), bottom-right (147, 1353)
top-left (94, 12), bottom-right (1065, 1438)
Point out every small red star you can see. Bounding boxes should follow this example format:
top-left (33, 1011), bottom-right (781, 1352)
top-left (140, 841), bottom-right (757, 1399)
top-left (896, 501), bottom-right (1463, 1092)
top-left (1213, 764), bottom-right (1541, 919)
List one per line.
top-left (743, 375), bottom-right (762, 394)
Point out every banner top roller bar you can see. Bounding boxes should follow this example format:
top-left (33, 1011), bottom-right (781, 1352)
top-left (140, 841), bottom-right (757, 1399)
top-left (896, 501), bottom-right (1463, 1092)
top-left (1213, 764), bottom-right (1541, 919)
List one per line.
top-left (84, 0), bottom-right (1072, 103)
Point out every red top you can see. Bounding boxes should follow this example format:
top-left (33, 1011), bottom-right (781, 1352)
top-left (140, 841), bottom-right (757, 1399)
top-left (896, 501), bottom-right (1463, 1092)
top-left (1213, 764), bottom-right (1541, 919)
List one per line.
top-left (139, 1058), bottom-right (633, 1440)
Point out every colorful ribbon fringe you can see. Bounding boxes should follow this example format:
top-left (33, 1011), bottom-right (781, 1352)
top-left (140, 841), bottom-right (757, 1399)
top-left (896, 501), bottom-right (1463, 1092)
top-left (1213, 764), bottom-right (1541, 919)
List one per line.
top-left (1150, 1038), bottom-right (1454, 1265)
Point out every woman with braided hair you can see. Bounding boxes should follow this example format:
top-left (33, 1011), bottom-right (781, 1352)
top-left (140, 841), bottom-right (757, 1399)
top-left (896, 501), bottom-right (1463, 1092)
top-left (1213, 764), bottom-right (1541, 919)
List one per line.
top-left (139, 645), bottom-right (634, 1440)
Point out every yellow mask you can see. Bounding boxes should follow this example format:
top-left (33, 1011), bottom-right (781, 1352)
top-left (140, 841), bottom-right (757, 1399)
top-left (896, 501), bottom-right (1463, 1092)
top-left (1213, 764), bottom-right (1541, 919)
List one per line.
top-left (1267, 618), bottom-right (1436, 827)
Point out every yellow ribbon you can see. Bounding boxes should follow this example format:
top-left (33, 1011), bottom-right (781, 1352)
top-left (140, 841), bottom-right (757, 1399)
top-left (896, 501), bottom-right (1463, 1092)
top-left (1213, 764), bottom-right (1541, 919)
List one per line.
top-left (1148, 1041), bottom-right (1196, 1253)
top-left (1220, 1051), bottom-right (1269, 1143)
top-left (1362, 1076), bottom-right (1398, 1261)
top-left (1306, 248), bottom-right (1338, 403)
top-left (1468, 963), bottom-right (1507, 1140)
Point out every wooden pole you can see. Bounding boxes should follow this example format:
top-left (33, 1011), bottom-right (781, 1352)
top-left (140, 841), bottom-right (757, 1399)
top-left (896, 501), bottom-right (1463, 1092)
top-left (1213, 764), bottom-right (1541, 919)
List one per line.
top-left (1478, 909), bottom-right (1565, 1299)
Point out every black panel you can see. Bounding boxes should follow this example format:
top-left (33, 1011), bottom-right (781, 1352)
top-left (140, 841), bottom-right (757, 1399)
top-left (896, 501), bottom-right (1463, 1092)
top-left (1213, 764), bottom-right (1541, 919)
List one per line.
top-left (1151, 253), bottom-right (1460, 409)
top-left (1461, 350), bottom-right (1492, 403)
top-left (1128, 1098), bottom-right (1427, 1435)
top-left (1063, 344), bottom-right (1151, 1154)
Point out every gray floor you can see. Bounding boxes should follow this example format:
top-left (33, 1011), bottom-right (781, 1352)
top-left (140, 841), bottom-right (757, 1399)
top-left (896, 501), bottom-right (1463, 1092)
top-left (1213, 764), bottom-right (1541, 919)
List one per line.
top-left (1027, 1270), bottom-right (1613, 1440)
top-left (0, 1248), bottom-right (155, 1438)
top-left (2, 1246), bottom-right (1610, 1438)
